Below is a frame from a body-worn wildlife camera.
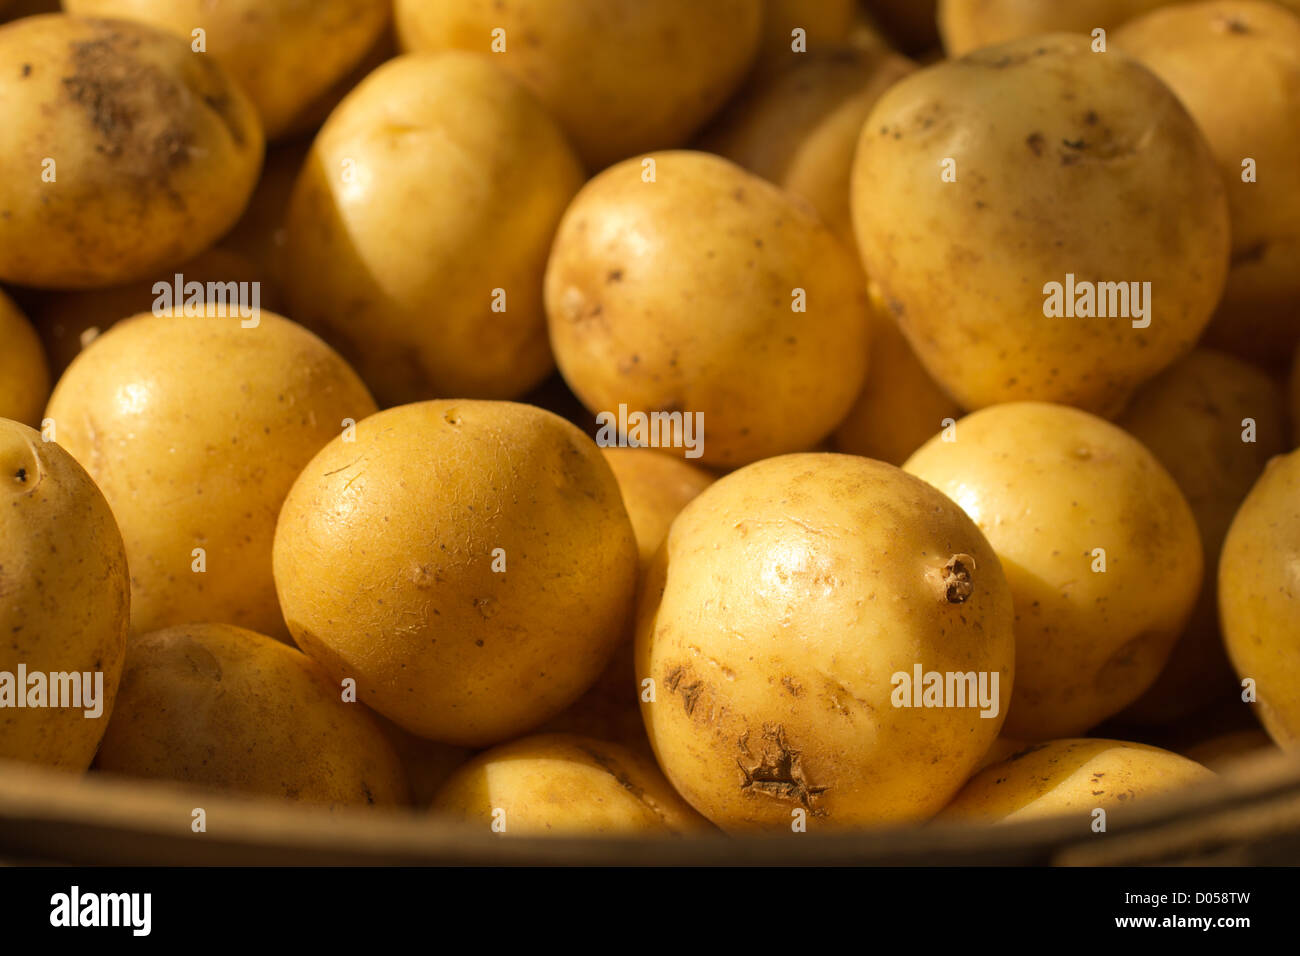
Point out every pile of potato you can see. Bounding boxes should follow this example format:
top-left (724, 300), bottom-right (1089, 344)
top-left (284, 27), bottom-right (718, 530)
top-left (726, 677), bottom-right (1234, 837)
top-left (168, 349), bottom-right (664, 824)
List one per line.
top-left (1, 0), bottom-right (1298, 842)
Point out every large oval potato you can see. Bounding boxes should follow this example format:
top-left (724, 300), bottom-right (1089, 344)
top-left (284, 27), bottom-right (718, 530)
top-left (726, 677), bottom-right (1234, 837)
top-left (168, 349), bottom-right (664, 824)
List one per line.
top-left (393, 0), bottom-right (762, 170)
top-left (546, 151), bottom-right (871, 468)
top-left (95, 623), bottom-right (408, 806)
top-left (44, 311), bottom-right (377, 638)
top-left (0, 14), bottom-right (262, 288)
top-left (274, 400), bottom-right (638, 748)
top-left (0, 289), bottom-right (50, 426)
top-left (851, 33), bottom-right (1230, 416)
top-left (904, 403), bottom-right (1202, 739)
top-left (637, 453), bottom-right (1015, 831)
top-left (0, 419), bottom-right (128, 769)
top-left (939, 0), bottom-right (1181, 56)
top-left (284, 53), bottom-right (584, 405)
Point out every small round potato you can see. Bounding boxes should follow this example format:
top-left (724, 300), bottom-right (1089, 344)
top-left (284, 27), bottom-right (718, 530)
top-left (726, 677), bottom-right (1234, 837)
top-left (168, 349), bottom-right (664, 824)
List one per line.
top-left (0, 419), bottom-right (128, 769)
top-left (939, 739), bottom-right (1214, 824)
top-left (904, 403), bottom-right (1202, 739)
top-left (0, 14), bottom-right (263, 288)
top-left (1219, 449), bottom-right (1300, 750)
top-left (545, 151), bottom-right (871, 468)
top-left (393, 0), bottom-right (763, 169)
top-left (0, 289), bottom-right (50, 426)
top-left (95, 623), bottom-right (408, 807)
top-left (637, 453), bottom-right (1015, 831)
top-left (431, 733), bottom-right (707, 836)
top-left (851, 34), bottom-right (1230, 416)
top-left (939, 0), bottom-right (1179, 57)
top-left (284, 53), bottom-right (585, 405)
top-left (44, 310), bottom-right (377, 638)
top-left (273, 400), bottom-right (639, 748)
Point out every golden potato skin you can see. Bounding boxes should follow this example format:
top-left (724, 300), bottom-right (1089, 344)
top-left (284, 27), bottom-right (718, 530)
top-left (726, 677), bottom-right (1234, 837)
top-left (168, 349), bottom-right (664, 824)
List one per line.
top-left (44, 311), bottom-right (377, 638)
top-left (1114, 1), bottom-right (1300, 369)
top-left (904, 403), bottom-right (1202, 739)
top-left (851, 34), bottom-right (1230, 416)
top-left (273, 400), bottom-right (639, 748)
top-left (1117, 350), bottom-right (1287, 723)
top-left (95, 623), bottom-right (407, 806)
top-left (284, 53), bottom-right (584, 406)
top-left (1220, 449), bottom-right (1300, 750)
top-left (431, 734), bottom-right (707, 836)
top-left (0, 289), bottom-right (50, 426)
top-left (546, 151), bottom-right (871, 469)
top-left (393, 0), bottom-right (762, 169)
top-left (0, 15), bottom-right (263, 288)
top-left (599, 448), bottom-right (715, 571)
top-left (637, 453), bottom-right (1015, 831)
top-left (0, 420), bottom-right (128, 769)
top-left (939, 0), bottom-right (1180, 56)
top-left (940, 739), bottom-right (1214, 824)
top-left (65, 0), bottom-right (390, 140)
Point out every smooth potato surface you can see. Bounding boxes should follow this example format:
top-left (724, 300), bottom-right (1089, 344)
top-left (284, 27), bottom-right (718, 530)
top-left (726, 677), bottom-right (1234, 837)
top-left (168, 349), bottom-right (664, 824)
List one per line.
top-left (0, 289), bottom-right (50, 426)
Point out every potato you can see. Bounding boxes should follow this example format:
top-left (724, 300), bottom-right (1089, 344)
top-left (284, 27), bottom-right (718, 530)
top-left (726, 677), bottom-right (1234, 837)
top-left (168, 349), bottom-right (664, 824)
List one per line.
top-left (1114, 2), bottom-right (1300, 369)
top-left (939, 739), bottom-right (1214, 824)
top-left (753, 0), bottom-right (860, 77)
top-left (1184, 728), bottom-right (1277, 773)
top-left (939, 0), bottom-right (1181, 56)
top-left (0, 14), bottom-right (262, 288)
top-left (393, 0), bottom-right (762, 170)
top-left (95, 623), bottom-right (407, 806)
top-left (1219, 449), bottom-right (1300, 749)
top-left (851, 34), bottom-right (1230, 416)
top-left (545, 151), bottom-right (871, 468)
top-left (973, 736), bottom-right (1030, 773)
top-left (1117, 350), bottom-right (1287, 723)
top-left (44, 310), bottom-right (376, 638)
top-left (904, 403), bottom-right (1202, 739)
top-left (637, 453), bottom-right (1015, 831)
top-left (273, 400), bottom-right (638, 747)
top-left (64, 0), bottom-right (391, 141)
top-left (431, 734), bottom-right (707, 836)
top-left (0, 419), bottom-right (128, 769)
top-left (284, 53), bottom-right (584, 406)
top-left (0, 288), bottom-right (49, 426)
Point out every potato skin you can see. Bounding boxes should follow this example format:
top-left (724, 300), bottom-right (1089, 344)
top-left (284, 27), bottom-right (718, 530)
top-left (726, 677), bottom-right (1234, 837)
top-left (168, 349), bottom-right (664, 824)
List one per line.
top-left (273, 400), bottom-right (638, 748)
top-left (0, 420), bottom-right (128, 769)
top-left (44, 311), bottom-right (377, 639)
top-left (393, 0), bottom-right (762, 169)
top-left (0, 14), bottom-right (263, 288)
top-left (0, 289), bottom-right (50, 427)
top-left (904, 403), bottom-right (1202, 739)
top-left (939, 0), bottom-right (1179, 56)
top-left (545, 151), bottom-right (871, 468)
top-left (637, 453), bottom-right (1015, 831)
top-left (851, 33), bottom-right (1229, 416)
top-left (95, 623), bottom-right (407, 806)
top-left (284, 53), bottom-right (584, 405)
top-left (1219, 449), bottom-right (1300, 750)
top-left (753, 0), bottom-right (861, 78)
top-left (431, 733), bottom-right (707, 835)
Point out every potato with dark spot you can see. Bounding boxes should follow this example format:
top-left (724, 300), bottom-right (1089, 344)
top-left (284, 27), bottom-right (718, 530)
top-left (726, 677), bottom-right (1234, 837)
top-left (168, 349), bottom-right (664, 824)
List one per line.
top-left (904, 403), bottom-right (1203, 739)
top-left (0, 14), bottom-right (263, 288)
top-left (431, 733), bottom-right (708, 835)
top-left (637, 453), bottom-right (1015, 831)
top-left (938, 0), bottom-right (1181, 57)
top-left (0, 419), bottom-right (128, 769)
top-left (851, 34), bottom-right (1230, 416)
top-left (95, 623), bottom-right (408, 807)
top-left (0, 289), bottom-right (49, 426)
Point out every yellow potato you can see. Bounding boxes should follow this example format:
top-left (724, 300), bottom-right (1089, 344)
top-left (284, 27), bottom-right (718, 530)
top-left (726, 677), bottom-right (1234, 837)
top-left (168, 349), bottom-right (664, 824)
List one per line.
top-left (64, 0), bottom-right (391, 141)
top-left (284, 53), bottom-right (584, 405)
top-left (44, 311), bottom-right (376, 638)
top-left (904, 403), bottom-right (1202, 739)
top-left (0, 288), bottom-right (49, 426)
top-left (851, 34), bottom-right (1230, 416)
top-left (431, 733), bottom-right (708, 836)
top-left (753, 0), bottom-right (861, 77)
top-left (545, 151), bottom-right (871, 468)
top-left (1183, 728), bottom-right (1278, 773)
top-left (637, 453), bottom-right (1015, 831)
top-left (393, 0), bottom-right (762, 169)
top-left (1116, 350), bottom-right (1287, 723)
top-left (939, 0), bottom-right (1181, 56)
top-left (0, 14), bottom-right (262, 288)
top-left (973, 737), bottom-right (1030, 773)
top-left (1219, 449), bottom-right (1300, 749)
top-left (939, 739), bottom-right (1214, 824)
top-left (1115, 2), bottom-right (1300, 369)
top-left (273, 400), bottom-right (638, 747)
top-left (0, 419), bottom-right (128, 769)
top-left (95, 623), bottom-right (407, 806)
